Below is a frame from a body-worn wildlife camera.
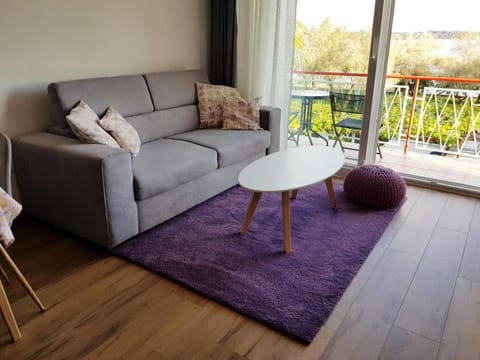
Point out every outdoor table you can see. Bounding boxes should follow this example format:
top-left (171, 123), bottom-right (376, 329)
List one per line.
top-left (289, 90), bottom-right (330, 146)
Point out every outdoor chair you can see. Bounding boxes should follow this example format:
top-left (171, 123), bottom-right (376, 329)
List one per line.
top-left (329, 92), bottom-right (383, 158)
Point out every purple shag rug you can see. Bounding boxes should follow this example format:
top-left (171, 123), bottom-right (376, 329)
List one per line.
top-left (114, 182), bottom-right (402, 344)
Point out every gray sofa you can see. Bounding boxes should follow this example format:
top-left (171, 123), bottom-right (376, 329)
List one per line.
top-left (12, 70), bottom-right (281, 249)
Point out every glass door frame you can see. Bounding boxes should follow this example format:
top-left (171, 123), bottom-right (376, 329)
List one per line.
top-left (359, 0), bottom-right (395, 165)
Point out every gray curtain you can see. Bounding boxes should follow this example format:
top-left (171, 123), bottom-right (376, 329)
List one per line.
top-left (208, 0), bottom-right (237, 86)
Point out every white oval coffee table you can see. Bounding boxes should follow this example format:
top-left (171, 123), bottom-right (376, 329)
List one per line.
top-left (238, 146), bottom-right (345, 253)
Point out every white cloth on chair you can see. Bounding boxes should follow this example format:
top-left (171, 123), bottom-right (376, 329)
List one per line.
top-left (0, 186), bottom-right (22, 247)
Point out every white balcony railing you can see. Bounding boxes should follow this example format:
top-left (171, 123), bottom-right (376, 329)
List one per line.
top-left (382, 85), bottom-right (409, 145)
top-left (416, 87), bottom-right (480, 157)
top-left (290, 71), bottom-right (480, 158)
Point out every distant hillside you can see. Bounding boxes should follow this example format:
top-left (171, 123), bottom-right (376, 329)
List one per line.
top-left (393, 31), bottom-right (480, 39)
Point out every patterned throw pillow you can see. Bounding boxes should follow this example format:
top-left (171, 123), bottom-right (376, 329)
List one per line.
top-left (196, 82), bottom-right (240, 128)
top-left (98, 107), bottom-right (141, 156)
top-left (66, 101), bottom-right (120, 148)
top-left (222, 96), bottom-right (261, 130)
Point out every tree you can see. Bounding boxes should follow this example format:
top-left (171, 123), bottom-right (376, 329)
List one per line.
top-left (293, 21), bottom-right (480, 90)
top-left (389, 32), bottom-right (440, 76)
top-left (435, 32), bottom-right (480, 88)
top-left (293, 18), bottom-right (371, 73)
top-left (294, 20), bottom-right (309, 70)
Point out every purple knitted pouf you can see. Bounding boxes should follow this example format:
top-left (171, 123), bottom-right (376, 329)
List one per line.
top-left (344, 165), bottom-right (406, 208)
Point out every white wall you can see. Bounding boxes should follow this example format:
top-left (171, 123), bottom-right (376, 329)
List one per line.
top-left (0, 0), bottom-right (208, 137)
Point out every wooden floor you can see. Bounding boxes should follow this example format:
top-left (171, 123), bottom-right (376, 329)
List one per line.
top-left (1, 185), bottom-right (480, 359)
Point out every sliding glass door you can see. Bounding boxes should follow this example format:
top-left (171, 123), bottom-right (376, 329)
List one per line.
top-left (290, 0), bottom-right (376, 162)
top-left (373, 0), bottom-right (480, 194)
top-left (291, 0), bottom-right (396, 166)
top-left (293, 0), bottom-right (480, 194)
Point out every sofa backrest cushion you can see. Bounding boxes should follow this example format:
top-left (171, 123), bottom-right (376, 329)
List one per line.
top-left (144, 70), bottom-right (209, 110)
top-left (127, 105), bottom-right (200, 144)
top-left (48, 75), bottom-right (154, 128)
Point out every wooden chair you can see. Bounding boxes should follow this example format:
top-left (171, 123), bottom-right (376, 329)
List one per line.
top-left (0, 133), bottom-right (46, 342)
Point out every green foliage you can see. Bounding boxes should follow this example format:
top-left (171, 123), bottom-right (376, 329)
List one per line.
top-left (389, 32), bottom-right (440, 76)
top-left (435, 32), bottom-right (480, 88)
top-left (295, 18), bottom-right (371, 73)
top-left (294, 20), bottom-right (480, 84)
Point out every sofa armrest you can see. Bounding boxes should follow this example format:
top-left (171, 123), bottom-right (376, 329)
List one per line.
top-left (260, 106), bottom-right (281, 153)
top-left (12, 132), bottom-right (138, 249)
top-left (260, 106), bottom-right (281, 154)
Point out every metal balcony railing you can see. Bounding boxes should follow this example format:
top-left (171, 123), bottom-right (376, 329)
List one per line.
top-left (417, 87), bottom-right (480, 157)
top-left (290, 71), bottom-right (480, 158)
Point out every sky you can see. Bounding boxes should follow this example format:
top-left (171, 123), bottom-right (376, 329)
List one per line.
top-left (296, 0), bottom-right (480, 32)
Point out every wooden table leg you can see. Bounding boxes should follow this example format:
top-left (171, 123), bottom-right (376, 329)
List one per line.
top-left (241, 192), bottom-right (262, 235)
top-left (0, 279), bottom-right (21, 341)
top-left (0, 244), bottom-right (46, 312)
top-left (290, 189), bottom-right (298, 200)
top-left (325, 177), bottom-right (337, 209)
top-left (282, 191), bottom-right (292, 254)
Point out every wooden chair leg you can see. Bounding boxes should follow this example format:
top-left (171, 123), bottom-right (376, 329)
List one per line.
top-left (0, 279), bottom-right (21, 341)
top-left (0, 262), bottom-right (10, 283)
top-left (0, 245), bottom-right (46, 312)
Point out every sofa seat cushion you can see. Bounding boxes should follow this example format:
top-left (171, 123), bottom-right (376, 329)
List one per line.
top-left (168, 129), bottom-right (271, 168)
top-left (133, 139), bottom-right (218, 200)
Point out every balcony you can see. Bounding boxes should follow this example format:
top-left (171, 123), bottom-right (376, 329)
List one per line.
top-left (288, 71), bottom-right (480, 188)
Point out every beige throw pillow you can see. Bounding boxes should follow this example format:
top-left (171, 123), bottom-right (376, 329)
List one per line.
top-left (66, 100), bottom-right (120, 148)
top-left (98, 107), bottom-right (141, 156)
top-left (222, 96), bottom-right (261, 130)
top-left (196, 82), bottom-right (240, 128)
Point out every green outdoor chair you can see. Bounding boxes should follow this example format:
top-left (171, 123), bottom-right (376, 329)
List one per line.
top-left (329, 92), bottom-right (382, 158)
